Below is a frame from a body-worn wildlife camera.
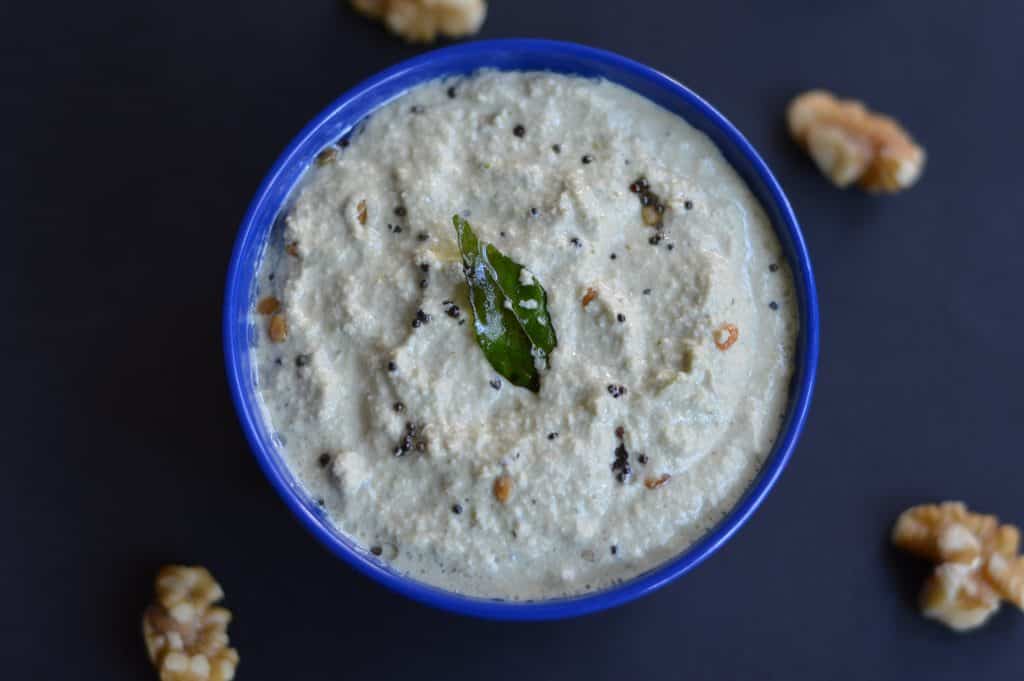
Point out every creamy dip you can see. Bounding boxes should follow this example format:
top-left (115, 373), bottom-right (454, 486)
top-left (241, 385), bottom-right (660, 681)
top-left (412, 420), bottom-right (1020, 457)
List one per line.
top-left (252, 70), bottom-right (798, 600)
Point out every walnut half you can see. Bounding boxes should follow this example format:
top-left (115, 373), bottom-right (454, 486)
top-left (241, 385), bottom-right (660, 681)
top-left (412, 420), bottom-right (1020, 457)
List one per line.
top-left (920, 563), bottom-right (1002, 632)
top-left (142, 566), bottom-right (239, 681)
top-left (352, 0), bottom-right (487, 44)
top-left (892, 502), bottom-right (1024, 631)
top-left (787, 90), bottom-right (925, 193)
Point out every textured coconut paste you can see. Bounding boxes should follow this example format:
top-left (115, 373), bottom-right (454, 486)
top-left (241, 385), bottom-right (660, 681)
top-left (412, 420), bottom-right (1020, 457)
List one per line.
top-left (252, 70), bottom-right (798, 600)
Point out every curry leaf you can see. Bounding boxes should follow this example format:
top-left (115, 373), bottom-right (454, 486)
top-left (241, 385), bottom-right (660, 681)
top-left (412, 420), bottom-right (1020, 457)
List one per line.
top-left (453, 215), bottom-right (557, 392)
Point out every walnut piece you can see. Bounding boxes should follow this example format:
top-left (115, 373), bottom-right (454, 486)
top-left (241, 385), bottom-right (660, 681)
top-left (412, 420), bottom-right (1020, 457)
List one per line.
top-left (920, 563), bottom-right (1002, 632)
top-left (352, 0), bottom-right (487, 44)
top-left (892, 502), bottom-right (1024, 631)
top-left (787, 90), bottom-right (925, 193)
top-left (142, 566), bottom-right (239, 681)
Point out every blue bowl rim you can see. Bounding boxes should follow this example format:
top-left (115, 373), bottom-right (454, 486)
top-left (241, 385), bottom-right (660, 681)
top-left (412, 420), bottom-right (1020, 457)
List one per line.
top-left (224, 38), bottom-right (819, 621)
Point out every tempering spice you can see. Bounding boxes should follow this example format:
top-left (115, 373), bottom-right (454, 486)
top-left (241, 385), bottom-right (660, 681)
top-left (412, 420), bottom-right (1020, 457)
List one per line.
top-left (493, 474), bottom-right (513, 503)
top-left (393, 421), bottom-right (427, 457)
top-left (629, 176), bottom-right (678, 249)
top-left (607, 384), bottom-right (627, 398)
top-left (612, 443), bottom-right (631, 483)
top-left (644, 473), bottom-right (671, 490)
top-left (268, 314), bottom-right (288, 343)
top-left (257, 296), bottom-right (280, 315)
top-left (581, 287), bottom-right (597, 308)
top-left (315, 147), bottom-right (336, 166)
top-left (714, 322), bottom-right (739, 351)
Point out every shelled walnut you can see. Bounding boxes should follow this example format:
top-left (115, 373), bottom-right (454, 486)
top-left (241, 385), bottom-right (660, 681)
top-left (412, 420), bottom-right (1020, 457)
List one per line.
top-left (787, 90), bottom-right (925, 193)
top-left (351, 0), bottom-right (487, 43)
top-left (892, 502), bottom-right (1024, 631)
top-left (142, 566), bottom-right (239, 681)
top-left (920, 563), bottom-right (1002, 632)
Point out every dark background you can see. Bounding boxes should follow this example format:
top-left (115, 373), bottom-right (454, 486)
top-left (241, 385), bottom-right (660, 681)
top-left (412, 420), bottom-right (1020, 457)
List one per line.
top-left (5, 0), bottom-right (1023, 678)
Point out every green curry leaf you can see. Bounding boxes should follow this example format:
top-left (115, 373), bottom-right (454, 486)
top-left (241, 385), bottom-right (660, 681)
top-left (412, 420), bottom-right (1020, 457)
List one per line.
top-left (453, 215), bottom-right (557, 393)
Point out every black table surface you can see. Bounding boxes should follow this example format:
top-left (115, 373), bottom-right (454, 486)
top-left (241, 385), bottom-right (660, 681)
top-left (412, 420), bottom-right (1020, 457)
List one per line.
top-left (5, 1), bottom-right (1023, 678)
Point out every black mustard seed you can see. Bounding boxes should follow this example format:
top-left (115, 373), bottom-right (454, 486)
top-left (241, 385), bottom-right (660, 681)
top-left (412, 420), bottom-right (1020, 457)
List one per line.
top-left (612, 443), bottom-right (631, 483)
top-left (513, 124), bottom-right (526, 137)
top-left (607, 384), bottom-right (627, 398)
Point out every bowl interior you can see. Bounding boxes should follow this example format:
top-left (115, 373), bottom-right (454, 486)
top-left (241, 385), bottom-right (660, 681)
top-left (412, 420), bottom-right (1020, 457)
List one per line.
top-left (224, 39), bottom-right (818, 620)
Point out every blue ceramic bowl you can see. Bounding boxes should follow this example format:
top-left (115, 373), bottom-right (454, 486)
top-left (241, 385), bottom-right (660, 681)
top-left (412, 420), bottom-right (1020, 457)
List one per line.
top-left (224, 39), bottom-right (819, 620)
